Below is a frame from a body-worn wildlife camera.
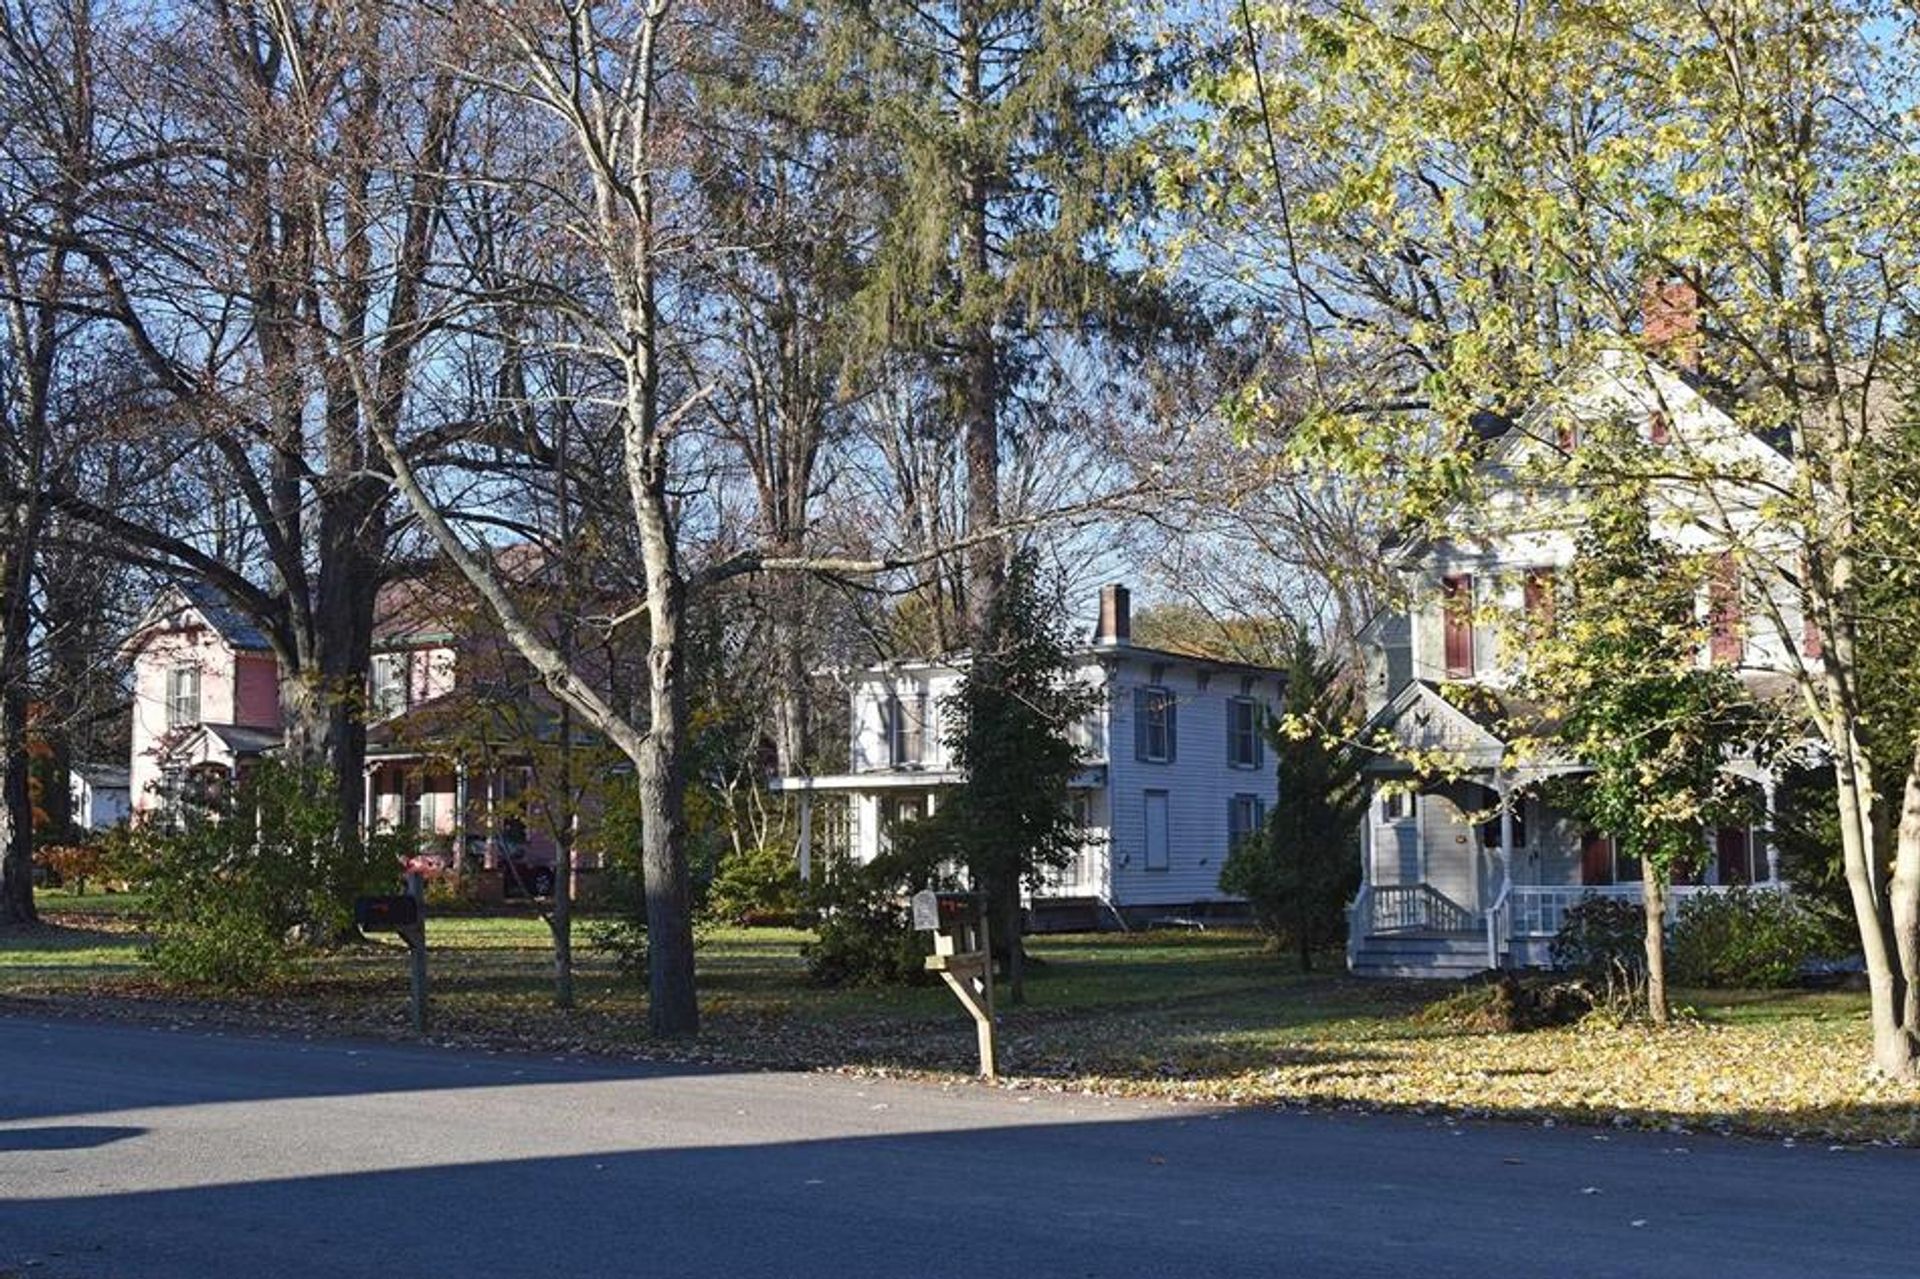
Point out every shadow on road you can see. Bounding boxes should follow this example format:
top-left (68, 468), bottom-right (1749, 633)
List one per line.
top-left (0, 1125), bottom-right (144, 1152)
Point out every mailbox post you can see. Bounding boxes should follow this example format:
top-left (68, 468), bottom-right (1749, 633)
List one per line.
top-left (355, 872), bottom-right (429, 1034)
top-left (912, 889), bottom-right (996, 1079)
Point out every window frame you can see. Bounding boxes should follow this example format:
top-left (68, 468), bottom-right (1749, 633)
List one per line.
top-left (1137, 686), bottom-right (1176, 763)
top-left (1225, 696), bottom-right (1262, 769)
top-left (165, 664), bottom-right (201, 729)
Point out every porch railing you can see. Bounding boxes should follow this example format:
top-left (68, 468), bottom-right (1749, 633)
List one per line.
top-left (1368, 882), bottom-right (1479, 935)
top-left (1508, 882), bottom-right (1786, 938)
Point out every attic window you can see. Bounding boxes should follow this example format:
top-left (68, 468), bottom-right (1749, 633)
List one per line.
top-left (370, 653), bottom-right (411, 720)
top-left (1649, 412), bottom-right (1671, 445)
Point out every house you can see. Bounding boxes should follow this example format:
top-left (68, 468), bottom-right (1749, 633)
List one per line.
top-left (125, 566), bottom-right (602, 891)
top-left (124, 581), bottom-right (284, 819)
top-left (774, 585), bottom-right (1285, 929)
top-left (69, 764), bottom-right (131, 831)
top-left (1349, 309), bottom-right (1807, 978)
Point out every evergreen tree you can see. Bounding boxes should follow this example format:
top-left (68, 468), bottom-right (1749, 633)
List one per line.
top-left (1219, 636), bottom-right (1366, 972)
top-left (822, 0), bottom-right (1182, 638)
top-left (935, 549), bottom-right (1098, 1003)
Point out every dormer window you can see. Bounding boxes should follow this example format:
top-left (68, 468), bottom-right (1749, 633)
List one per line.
top-left (370, 652), bottom-right (411, 720)
top-left (885, 692), bottom-right (929, 768)
top-left (165, 665), bottom-right (201, 728)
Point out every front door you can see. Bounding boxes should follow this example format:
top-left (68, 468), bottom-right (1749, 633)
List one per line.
top-left (1716, 826), bottom-right (1753, 885)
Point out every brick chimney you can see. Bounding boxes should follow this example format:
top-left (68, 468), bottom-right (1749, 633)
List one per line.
top-left (1642, 275), bottom-right (1702, 371)
top-left (1092, 584), bottom-right (1131, 647)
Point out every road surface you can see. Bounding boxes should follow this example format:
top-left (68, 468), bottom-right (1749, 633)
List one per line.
top-left (0, 1011), bottom-right (1913, 1277)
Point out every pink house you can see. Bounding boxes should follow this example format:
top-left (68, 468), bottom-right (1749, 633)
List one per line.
top-left (124, 583), bottom-right (283, 819)
top-left (127, 570), bottom-right (598, 893)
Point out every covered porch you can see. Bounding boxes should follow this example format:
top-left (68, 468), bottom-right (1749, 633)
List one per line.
top-left (1347, 682), bottom-right (1783, 977)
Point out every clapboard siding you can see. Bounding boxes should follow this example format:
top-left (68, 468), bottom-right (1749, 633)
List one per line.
top-left (1107, 659), bottom-right (1280, 907)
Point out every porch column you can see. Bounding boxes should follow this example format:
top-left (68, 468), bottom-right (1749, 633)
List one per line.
top-left (362, 763), bottom-right (378, 838)
top-left (483, 769), bottom-right (500, 870)
top-left (453, 761), bottom-right (470, 871)
top-left (1760, 775), bottom-right (1778, 884)
top-left (1496, 779), bottom-right (1515, 892)
top-left (796, 790), bottom-right (814, 884)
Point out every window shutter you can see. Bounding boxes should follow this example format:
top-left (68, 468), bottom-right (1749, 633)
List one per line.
top-left (1228, 796), bottom-right (1241, 854)
top-left (1165, 697), bottom-right (1178, 762)
top-left (1253, 706), bottom-right (1266, 769)
top-left (1255, 797), bottom-right (1266, 828)
top-left (1133, 688), bottom-right (1148, 761)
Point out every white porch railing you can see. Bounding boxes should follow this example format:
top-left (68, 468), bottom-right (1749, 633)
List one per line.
top-left (1508, 882), bottom-right (1785, 938)
top-left (1038, 840), bottom-right (1110, 899)
top-left (1366, 882), bottom-right (1479, 934)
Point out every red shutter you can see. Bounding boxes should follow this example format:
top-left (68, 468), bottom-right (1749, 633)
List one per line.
top-left (1649, 412), bottom-right (1670, 445)
top-left (1442, 575), bottom-right (1475, 677)
top-left (1709, 555), bottom-right (1742, 664)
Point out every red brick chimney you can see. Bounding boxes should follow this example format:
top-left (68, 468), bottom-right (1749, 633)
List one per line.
top-left (1642, 275), bottom-right (1702, 371)
top-left (1092, 584), bottom-right (1131, 647)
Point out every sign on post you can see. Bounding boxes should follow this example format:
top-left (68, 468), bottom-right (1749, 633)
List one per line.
top-left (911, 889), bottom-right (996, 1079)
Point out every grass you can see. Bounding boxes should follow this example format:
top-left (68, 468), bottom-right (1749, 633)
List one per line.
top-left (5, 889), bottom-right (1915, 1144)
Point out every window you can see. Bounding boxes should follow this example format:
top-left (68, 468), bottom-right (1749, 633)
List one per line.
top-left (885, 692), bottom-right (929, 767)
top-left (1441, 575), bottom-right (1475, 678)
top-left (1649, 412), bottom-right (1671, 445)
top-left (1478, 798), bottom-right (1528, 850)
top-left (1380, 789), bottom-right (1412, 822)
top-left (1556, 420), bottom-right (1580, 453)
top-left (880, 794), bottom-right (926, 851)
top-left (1144, 790), bottom-right (1170, 870)
top-left (1226, 697), bottom-right (1262, 769)
top-left (165, 665), bottom-right (201, 728)
top-left (370, 652), bottom-right (411, 720)
top-left (1071, 791), bottom-right (1094, 830)
top-left (1134, 687), bottom-right (1177, 763)
top-left (1228, 793), bottom-right (1266, 856)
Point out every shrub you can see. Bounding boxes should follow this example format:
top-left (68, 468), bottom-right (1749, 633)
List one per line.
top-left (705, 837), bottom-right (803, 926)
top-left (35, 843), bottom-right (107, 893)
top-left (1669, 887), bottom-right (1827, 989)
top-left (140, 762), bottom-right (405, 989)
top-left (800, 846), bottom-right (945, 988)
top-left (1549, 894), bottom-right (1647, 1007)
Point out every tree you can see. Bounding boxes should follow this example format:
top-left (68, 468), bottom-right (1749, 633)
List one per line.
top-left (1199, 0), bottom-right (1920, 1075)
top-left (927, 548), bottom-right (1096, 1002)
top-left (826, 0), bottom-right (1180, 640)
top-left (1219, 636), bottom-right (1365, 971)
top-left (1518, 472), bottom-right (1756, 1022)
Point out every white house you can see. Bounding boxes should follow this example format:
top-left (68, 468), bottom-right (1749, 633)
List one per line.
top-left (774, 585), bottom-right (1286, 928)
top-left (69, 764), bottom-right (131, 831)
top-left (1350, 316), bottom-right (1809, 978)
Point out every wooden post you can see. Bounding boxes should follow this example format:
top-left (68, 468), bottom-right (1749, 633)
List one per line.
top-left (404, 871), bottom-right (428, 1035)
top-left (975, 903), bottom-right (996, 1078)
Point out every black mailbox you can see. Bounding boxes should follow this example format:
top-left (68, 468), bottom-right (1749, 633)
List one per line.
top-left (355, 894), bottom-right (421, 931)
top-left (911, 890), bottom-right (977, 933)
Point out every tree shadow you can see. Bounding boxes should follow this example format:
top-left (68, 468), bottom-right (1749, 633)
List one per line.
top-left (0, 1125), bottom-right (145, 1152)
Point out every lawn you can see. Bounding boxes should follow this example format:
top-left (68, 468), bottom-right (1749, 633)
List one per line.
top-left (5, 890), bottom-right (1915, 1145)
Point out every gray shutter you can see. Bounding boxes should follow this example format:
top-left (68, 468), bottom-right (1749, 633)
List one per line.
top-left (1227, 795), bottom-right (1241, 855)
top-left (1253, 704), bottom-right (1266, 769)
top-left (1165, 696), bottom-right (1177, 762)
top-left (1133, 688), bottom-right (1148, 761)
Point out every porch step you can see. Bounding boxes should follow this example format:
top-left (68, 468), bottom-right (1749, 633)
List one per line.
top-left (1351, 933), bottom-right (1493, 980)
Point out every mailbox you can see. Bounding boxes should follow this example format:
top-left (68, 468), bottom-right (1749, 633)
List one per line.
top-left (355, 894), bottom-right (421, 931)
top-left (911, 890), bottom-right (977, 933)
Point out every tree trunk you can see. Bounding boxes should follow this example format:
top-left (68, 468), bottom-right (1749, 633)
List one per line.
top-left (957, 0), bottom-right (1001, 639)
top-left (550, 705), bottom-right (576, 1011)
top-left (995, 875), bottom-right (1024, 1006)
top-left (0, 689), bottom-right (34, 926)
top-left (1642, 863), bottom-right (1667, 1025)
top-left (1883, 745), bottom-right (1920, 1076)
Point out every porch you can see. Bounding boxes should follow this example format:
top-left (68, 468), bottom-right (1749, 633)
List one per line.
top-left (1347, 880), bottom-right (1786, 977)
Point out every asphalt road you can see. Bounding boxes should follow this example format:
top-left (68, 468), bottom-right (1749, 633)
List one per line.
top-left (1, 1012), bottom-right (1915, 1278)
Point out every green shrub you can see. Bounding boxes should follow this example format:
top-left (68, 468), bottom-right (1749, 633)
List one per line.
top-left (800, 846), bottom-right (945, 988)
top-left (1549, 894), bottom-right (1647, 1002)
top-left (1669, 887), bottom-right (1826, 988)
top-left (706, 837), bottom-right (803, 926)
top-left (140, 762), bottom-right (405, 989)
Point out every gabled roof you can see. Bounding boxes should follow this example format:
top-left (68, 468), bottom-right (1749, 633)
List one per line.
top-left (1362, 680), bottom-right (1582, 781)
top-left (127, 582), bottom-right (273, 655)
